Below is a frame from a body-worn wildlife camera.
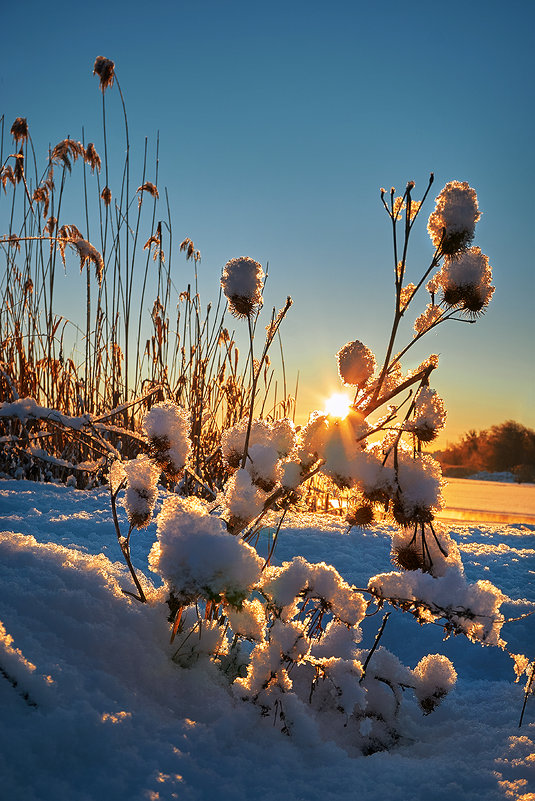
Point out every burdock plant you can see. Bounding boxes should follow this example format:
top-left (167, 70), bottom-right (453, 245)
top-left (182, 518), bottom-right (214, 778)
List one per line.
top-left (107, 173), bottom-right (532, 750)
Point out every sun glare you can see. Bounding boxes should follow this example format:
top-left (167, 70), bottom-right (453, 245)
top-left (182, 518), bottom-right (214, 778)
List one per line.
top-left (324, 393), bottom-right (352, 419)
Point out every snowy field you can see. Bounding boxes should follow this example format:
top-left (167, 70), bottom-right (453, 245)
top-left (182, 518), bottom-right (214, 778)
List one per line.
top-left (0, 478), bottom-right (534, 801)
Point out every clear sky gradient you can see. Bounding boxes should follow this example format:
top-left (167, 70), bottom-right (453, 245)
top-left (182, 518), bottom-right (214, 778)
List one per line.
top-left (2, 0), bottom-right (533, 447)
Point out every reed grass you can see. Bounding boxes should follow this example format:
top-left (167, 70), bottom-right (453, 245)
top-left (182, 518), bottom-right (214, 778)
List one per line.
top-left (0, 63), bottom-right (295, 489)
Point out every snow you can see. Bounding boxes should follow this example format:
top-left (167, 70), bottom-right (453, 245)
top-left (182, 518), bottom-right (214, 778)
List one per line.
top-left (0, 478), bottom-right (534, 800)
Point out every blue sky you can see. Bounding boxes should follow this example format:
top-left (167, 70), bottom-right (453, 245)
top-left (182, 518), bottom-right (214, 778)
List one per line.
top-left (2, 0), bottom-right (534, 445)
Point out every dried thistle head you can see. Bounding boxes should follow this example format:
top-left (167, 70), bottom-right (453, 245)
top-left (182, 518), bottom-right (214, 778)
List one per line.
top-left (427, 181), bottom-right (480, 256)
top-left (125, 487), bottom-right (155, 528)
top-left (346, 503), bottom-right (375, 528)
top-left (11, 117), bottom-right (28, 144)
top-left (460, 283), bottom-right (494, 315)
top-left (93, 56), bottom-right (115, 91)
top-left (221, 257), bottom-right (264, 319)
top-left (223, 448), bottom-right (242, 469)
top-left (84, 142), bottom-right (101, 173)
top-left (101, 186), bottom-right (112, 206)
top-left (407, 422), bottom-right (438, 443)
top-left (148, 434), bottom-right (171, 463)
top-left (392, 498), bottom-right (434, 528)
top-left (250, 472), bottom-right (277, 493)
top-left (391, 543), bottom-right (425, 571)
top-left (418, 690), bottom-right (447, 715)
top-left (362, 487), bottom-right (391, 507)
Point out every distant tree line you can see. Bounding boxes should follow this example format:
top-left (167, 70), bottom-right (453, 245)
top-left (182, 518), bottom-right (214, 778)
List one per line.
top-left (436, 421), bottom-right (535, 482)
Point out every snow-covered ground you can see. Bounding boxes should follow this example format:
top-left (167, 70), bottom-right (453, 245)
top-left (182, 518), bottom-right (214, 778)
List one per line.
top-left (0, 478), bottom-right (534, 801)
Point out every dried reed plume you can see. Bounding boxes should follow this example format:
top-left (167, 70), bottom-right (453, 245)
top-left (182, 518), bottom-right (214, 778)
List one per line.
top-left (144, 224), bottom-right (164, 262)
top-left (137, 182), bottom-right (159, 203)
top-left (93, 56), bottom-right (115, 91)
top-left (10, 117), bottom-right (28, 143)
top-left (51, 139), bottom-right (86, 172)
top-left (180, 238), bottom-right (201, 263)
top-left (1, 165), bottom-right (15, 191)
top-left (84, 143), bottom-right (101, 173)
top-left (73, 239), bottom-right (104, 286)
top-left (13, 150), bottom-right (24, 183)
top-left (101, 186), bottom-right (112, 206)
top-left (45, 216), bottom-right (57, 234)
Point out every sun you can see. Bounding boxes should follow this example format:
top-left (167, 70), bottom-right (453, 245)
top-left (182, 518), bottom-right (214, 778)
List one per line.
top-left (324, 392), bottom-right (352, 420)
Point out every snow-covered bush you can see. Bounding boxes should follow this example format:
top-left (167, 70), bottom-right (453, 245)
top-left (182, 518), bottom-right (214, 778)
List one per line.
top-left (104, 178), bottom-right (531, 752)
top-left (149, 495), bottom-right (263, 608)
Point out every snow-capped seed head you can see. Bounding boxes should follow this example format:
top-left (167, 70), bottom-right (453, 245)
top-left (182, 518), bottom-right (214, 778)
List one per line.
top-left (437, 247), bottom-right (494, 315)
top-left (246, 442), bottom-right (281, 492)
top-left (413, 654), bottom-right (457, 715)
top-left (336, 340), bottom-right (376, 388)
top-left (123, 457), bottom-right (159, 528)
top-left (225, 598), bottom-right (266, 641)
top-left (427, 181), bottom-right (480, 255)
top-left (150, 495), bottom-right (262, 607)
top-left (280, 460), bottom-right (303, 490)
top-left (221, 257), bottom-right (264, 319)
top-left (271, 418), bottom-right (297, 457)
top-left (142, 401), bottom-right (191, 480)
top-left (392, 452), bottom-right (444, 526)
top-left (426, 273), bottom-right (440, 295)
top-left (404, 387), bottom-right (446, 443)
top-left (221, 418), bottom-right (271, 468)
top-left (298, 412), bottom-right (329, 469)
top-left (224, 468), bottom-right (266, 532)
